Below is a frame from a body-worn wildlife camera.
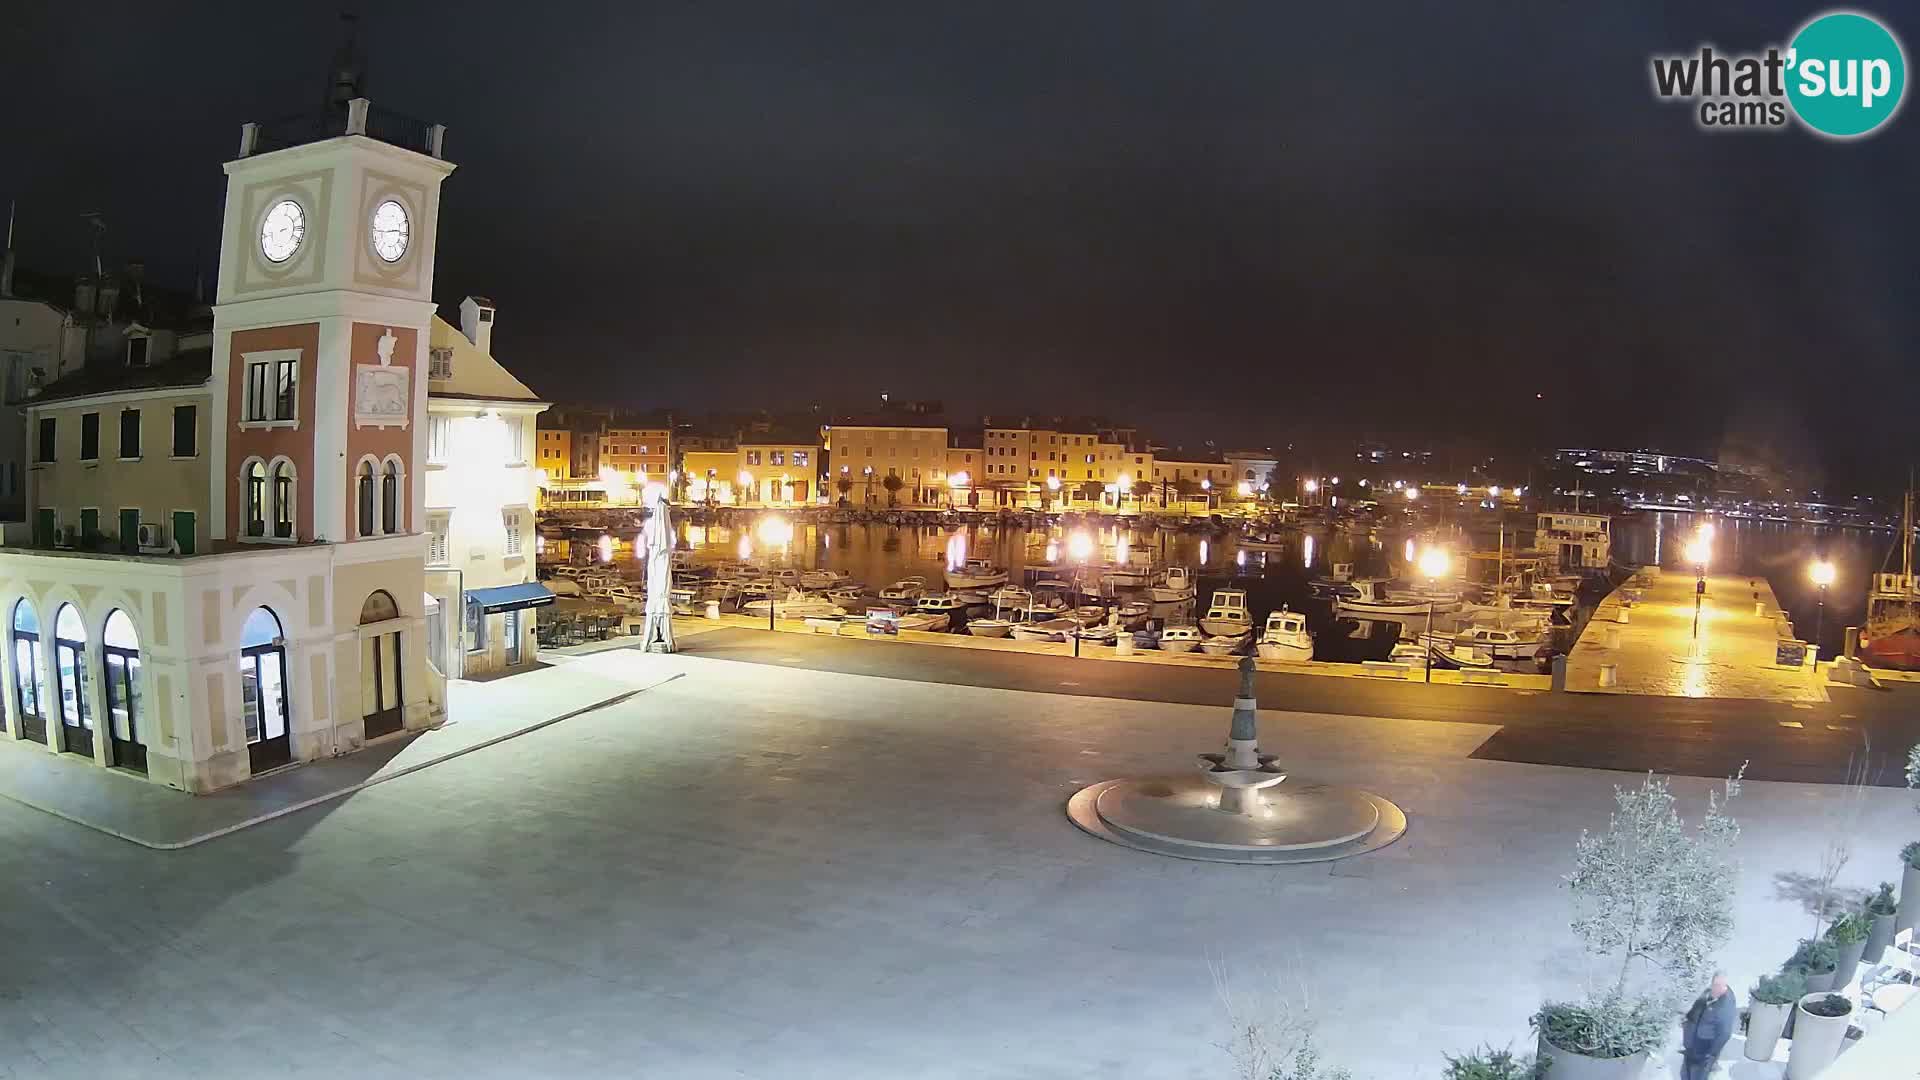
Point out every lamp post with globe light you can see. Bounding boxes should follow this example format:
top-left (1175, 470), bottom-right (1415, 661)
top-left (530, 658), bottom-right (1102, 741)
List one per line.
top-left (1201, 477), bottom-right (1212, 513)
top-left (1684, 530), bottom-right (1712, 645)
top-left (1045, 473), bottom-right (1060, 513)
top-left (1810, 558), bottom-right (1836, 653)
top-left (1417, 546), bottom-right (1450, 683)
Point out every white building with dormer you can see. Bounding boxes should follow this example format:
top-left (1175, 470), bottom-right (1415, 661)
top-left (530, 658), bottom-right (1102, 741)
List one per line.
top-left (423, 296), bottom-right (550, 678)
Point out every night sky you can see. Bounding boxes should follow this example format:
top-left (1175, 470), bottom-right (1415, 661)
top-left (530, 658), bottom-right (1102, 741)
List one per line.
top-left (5, 3), bottom-right (1914, 486)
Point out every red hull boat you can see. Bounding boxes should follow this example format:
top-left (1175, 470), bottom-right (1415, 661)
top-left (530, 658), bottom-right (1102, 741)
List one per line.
top-left (1861, 626), bottom-right (1920, 671)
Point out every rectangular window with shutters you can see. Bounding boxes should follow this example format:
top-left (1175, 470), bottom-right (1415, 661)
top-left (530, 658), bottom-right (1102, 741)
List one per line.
top-left (172, 405), bottom-right (197, 457)
top-left (80, 413), bottom-right (100, 460)
top-left (427, 515), bottom-right (450, 566)
top-left (502, 509), bottom-right (524, 556)
top-left (503, 416), bottom-right (525, 463)
top-left (36, 417), bottom-right (55, 462)
top-left (119, 409), bottom-right (141, 459)
top-left (427, 415), bottom-right (451, 463)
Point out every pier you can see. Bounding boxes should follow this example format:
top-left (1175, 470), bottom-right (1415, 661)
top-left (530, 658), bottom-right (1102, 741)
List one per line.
top-left (1566, 567), bottom-right (1826, 703)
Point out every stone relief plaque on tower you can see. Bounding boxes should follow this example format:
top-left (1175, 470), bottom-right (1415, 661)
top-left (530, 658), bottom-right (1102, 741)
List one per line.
top-left (354, 327), bottom-right (410, 429)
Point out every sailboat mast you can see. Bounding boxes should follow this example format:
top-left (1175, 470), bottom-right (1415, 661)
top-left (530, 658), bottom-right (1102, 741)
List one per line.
top-left (1905, 469), bottom-right (1913, 580)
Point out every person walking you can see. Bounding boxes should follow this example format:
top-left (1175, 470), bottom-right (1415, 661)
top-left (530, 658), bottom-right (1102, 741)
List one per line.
top-left (1680, 974), bottom-right (1737, 1080)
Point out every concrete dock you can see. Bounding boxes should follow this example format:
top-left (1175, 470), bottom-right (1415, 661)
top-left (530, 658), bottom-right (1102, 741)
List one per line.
top-left (1566, 568), bottom-right (1826, 703)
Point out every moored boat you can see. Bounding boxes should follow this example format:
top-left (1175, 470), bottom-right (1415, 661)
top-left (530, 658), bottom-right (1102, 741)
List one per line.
top-left (1158, 625), bottom-right (1204, 653)
top-left (1199, 588), bottom-right (1252, 636)
top-left (945, 558), bottom-right (1010, 590)
top-left (1149, 566), bottom-right (1196, 603)
top-left (1255, 608), bottom-right (1314, 662)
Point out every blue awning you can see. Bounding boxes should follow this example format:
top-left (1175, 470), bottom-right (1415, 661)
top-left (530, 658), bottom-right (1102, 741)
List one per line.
top-left (466, 582), bottom-right (557, 614)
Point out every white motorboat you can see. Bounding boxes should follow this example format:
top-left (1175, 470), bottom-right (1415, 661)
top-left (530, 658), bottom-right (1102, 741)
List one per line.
top-left (916, 593), bottom-right (969, 619)
top-left (1071, 623), bottom-right (1120, 644)
top-left (1388, 641), bottom-right (1431, 669)
top-left (739, 578), bottom-right (775, 601)
top-left (1255, 608), bottom-right (1314, 662)
top-left (944, 558), bottom-right (1009, 590)
top-left (967, 617), bottom-right (1016, 638)
top-left (1308, 562), bottom-right (1357, 597)
top-left (1069, 604), bottom-right (1109, 627)
top-left (800, 568), bottom-right (851, 590)
top-left (1337, 579), bottom-right (1453, 616)
top-left (987, 585), bottom-right (1034, 611)
top-left (825, 585), bottom-right (866, 607)
top-left (1011, 618), bottom-right (1078, 642)
top-left (1449, 624), bottom-right (1547, 661)
top-left (896, 610), bottom-right (950, 633)
top-left (1149, 566), bottom-right (1196, 603)
top-left (741, 589), bottom-right (847, 620)
top-left (1114, 601), bottom-right (1151, 630)
top-left (1199, 588), bottom-right (1252, 636)
top-left (878, 580), bottom-right (925, 603)
top-left (1103, 551), bottom-right (1155, 588)
top-left (768, 568), bottom-right (802, 591)
top-left (1158, 625), bottom-right (1204, 653)
top-left (1199, 632), bottom-right (1249, 656)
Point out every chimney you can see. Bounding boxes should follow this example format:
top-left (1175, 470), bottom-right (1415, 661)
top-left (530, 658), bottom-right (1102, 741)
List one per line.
top-left (459, 295), bottom-right (496, 355)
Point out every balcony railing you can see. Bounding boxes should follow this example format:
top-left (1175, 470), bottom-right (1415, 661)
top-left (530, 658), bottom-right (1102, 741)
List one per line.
top-left (243, 98), bottom-right (445, 159)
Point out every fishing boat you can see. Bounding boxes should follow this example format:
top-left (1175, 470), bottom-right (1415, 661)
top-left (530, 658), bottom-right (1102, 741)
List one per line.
top-left (1149, 566), bottom-right (1197, 603)
top-left (800, 568), bottom-right (851, 590)
top-left (1199, 632), bottom-right (1249, 656)
top-left (966, 585), bottom-right (1023, 638)
top-left (987, 584), bottom-right (1034, 611)
top-left (1426, 640), bottom-right (1495, 669)
top-left (944, 558), bottom-right (1009, 590)
top-left (916, 593), bottom-right (969, 622)
top-left (1103, 550), bottom-right (1155, 588)
top-left (1337, 579), bottom-right (1452, 616)
top-left (1308, 562), bottom-right (1357, 597)
top-left (1069, 603), bottom-right (1109, 627)
top-left (1236, 523), bottom-right (1290, 552)
top-left (825, 585), bottom-right (866, 607)
top-left (1863, 486), bottom-right (1920, 670)
top-left (1255, 608), bottom-right (1314, 662)
top-left (878, 579), bottom-right (925, 603)
top-left (1388, 641), bottom-right (1430, 669)
top-left (1071, 623), bottom-right (1120, 644)
top-left (1114, 601), bottom-right (1152, 629)
top-left (1445, 624), bottom-right (1547, 662)
top-left (1011, 617), bottom-right (1079, 642)
top-left (739, 578), bottom-right (775, 601)
top-left (895, 609), bottom-right (950, 633)
top-left (741, 589), bottom-right (847, 620)
top-left (1200, 588), bottom-right (1252, 636)
top-left (967, 617), bottom-right (1016, 638)
top-left (1158, 625), bottom-right (1204, 653)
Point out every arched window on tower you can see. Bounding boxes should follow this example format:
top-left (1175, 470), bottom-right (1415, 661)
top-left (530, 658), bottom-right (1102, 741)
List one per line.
top-left (245, 460), bottom-right (267, 537)
top-left (381, 459), bottom-right (402, 535)
top-left (272, 460), bottom-right (296, 539)
top-left (356, 459), bottom-right (376, 537)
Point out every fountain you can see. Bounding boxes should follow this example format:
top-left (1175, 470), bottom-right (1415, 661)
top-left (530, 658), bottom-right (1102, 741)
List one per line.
top-left (1066, 656), bottom-right (1405, 864)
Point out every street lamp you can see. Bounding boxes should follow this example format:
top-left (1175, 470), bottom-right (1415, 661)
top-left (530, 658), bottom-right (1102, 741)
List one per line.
top-left (1116, 472), bottom-right (1133, 514)
top-left (706, 467), bottom-right (717, 509)
top-left (949, 470), bottom-right (970, 509)
top-left (737, 469), bottom-right (753, 507)
top-left (1235, 480), bottom-right (1252, 499)
top-left (1684, 531), bottom-right (1711, 645)
top-left (1045, 473), bottom-right (1061, 512)
top-left (1417, 546), bottom-right (1450, 683)
top-left (1404, 487), bottom-right (1419, 502)
top-left (1201, 477), bottom-right (1212, 512)
top-left (1810, 558), bottom-right (1836, 650)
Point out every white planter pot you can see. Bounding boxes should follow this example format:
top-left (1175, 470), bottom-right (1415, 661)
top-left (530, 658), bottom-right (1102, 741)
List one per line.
top-left (1786, 993), bottom-right (1853, 1080)
top-left (1744, 1000), bottom-right (1791, 1061)
top-left (1865, 910), bottom-right (1897, 963)
top-left (1899, 863), bottom-right (1920, 933)
top-left (1538, 1036), bottom-right (1648, 1080)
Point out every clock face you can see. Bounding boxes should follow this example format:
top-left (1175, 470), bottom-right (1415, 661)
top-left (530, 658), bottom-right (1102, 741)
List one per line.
top-left (259, 199), bottom-right (306, 264)
top-left (370, 199), bottom-right (410, 263)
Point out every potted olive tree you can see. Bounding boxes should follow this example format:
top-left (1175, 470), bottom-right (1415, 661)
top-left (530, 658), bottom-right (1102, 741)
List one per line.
top-left (1534, 771), bottom-right (1744, 1080)
top-left (1825, 911), bottom-right (1870, 988)
top-left (1864, 881), bottom-right (1898, 962)
top-left (1742, 970), bottom-right (1804, 1062)
top-left (1786, 993), bottom-right (1854, 1080)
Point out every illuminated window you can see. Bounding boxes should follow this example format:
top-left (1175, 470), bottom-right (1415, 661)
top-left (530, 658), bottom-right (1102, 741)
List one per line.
top-left (792, 451), bottom-right (809, 467)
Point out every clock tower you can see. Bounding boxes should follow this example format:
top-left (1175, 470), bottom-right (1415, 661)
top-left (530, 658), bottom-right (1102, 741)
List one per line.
top-left (211, 99), bottom-right (455, 545)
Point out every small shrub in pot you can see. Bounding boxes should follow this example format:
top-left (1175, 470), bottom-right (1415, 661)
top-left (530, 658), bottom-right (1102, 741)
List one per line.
top-left (1865, 881), bottom-right (1898, 960)
top-left (1443, 1044), bottom-right (1546, 1080)
top-left (1743, 971), bottom-right (1804, 1062)
top-left (1786, 937), bottom-right (1840, 993)
top-left (1900, 840), bottom-right (1920, 933)
top-left (1824, 911), bottom-right (1871, 987)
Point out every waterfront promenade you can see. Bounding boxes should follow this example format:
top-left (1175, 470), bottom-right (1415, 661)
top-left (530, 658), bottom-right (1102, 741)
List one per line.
top-left (1566, 568), bottom-right (1826, 703)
